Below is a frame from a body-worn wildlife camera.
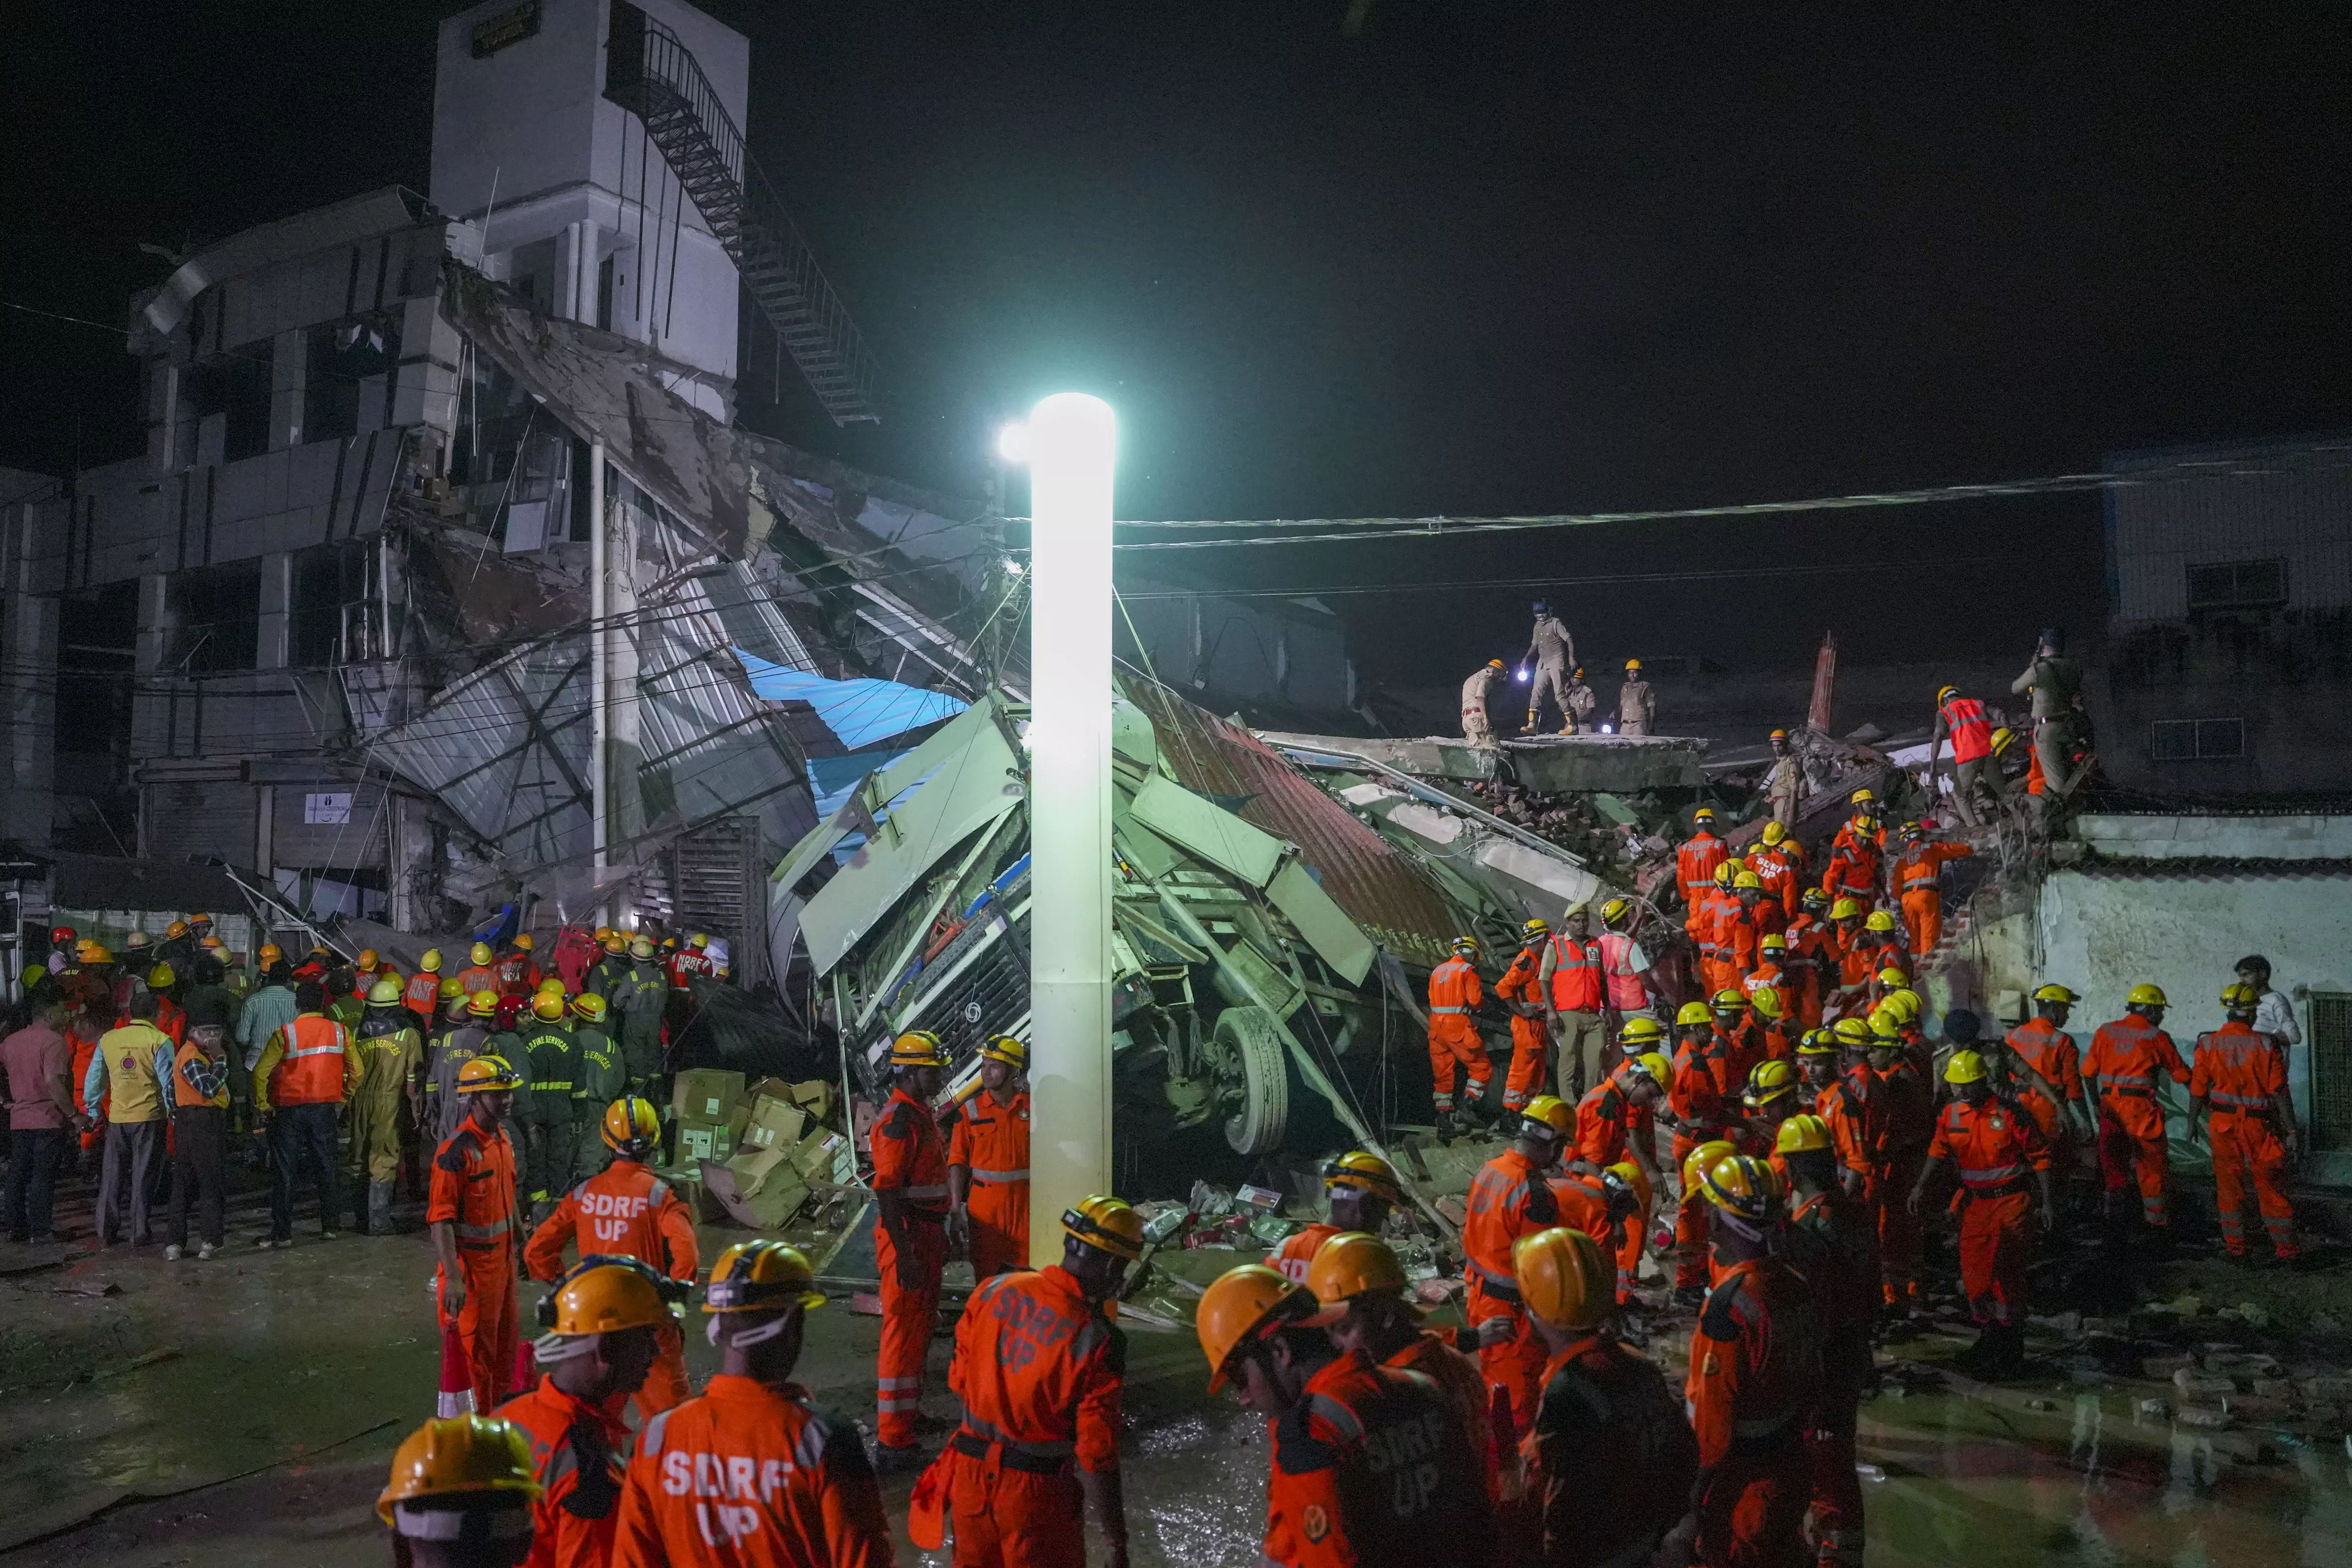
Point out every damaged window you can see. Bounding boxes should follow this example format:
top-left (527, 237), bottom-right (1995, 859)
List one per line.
top-left (304, 308), bottom-right (402, 443)
top-left (2149, 717), bottom-right (2244, 761)
top-left (186, 347), bottom-right (273, 465)
top-left (448, 351), bottom-right (572, 547)
top-left (164, 561), bottom-right (261, 673)
top-left (2186, 558), bottom-right (2286, 612)
top-left (290, 540), bottom-right (391, 665)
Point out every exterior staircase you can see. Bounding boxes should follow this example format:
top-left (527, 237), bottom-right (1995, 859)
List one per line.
top-left (605, 1), bottom-right (881, 426)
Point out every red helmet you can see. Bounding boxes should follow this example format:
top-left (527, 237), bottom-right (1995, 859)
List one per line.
top-left (49, 925), bottom-right (75, 944)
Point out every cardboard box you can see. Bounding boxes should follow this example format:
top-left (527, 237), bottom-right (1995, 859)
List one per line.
top-left (705, 1149), bottom-right (811, 1230)
top-left (746, 1077), bottom-right (796, 1104)
top-left (674, 1122), bottom-right (738, 1165)
top-left (673, 1068), bottom-right (746, 1126)
top-left (726, 1103), bottom-right (752, 1143)
top-left (790, 1129), bottom-right (856, 1185)
top-left (739, 1095), bottom-right (808, 1153)
top-left (787, 1079), bottom-right (836, 1123)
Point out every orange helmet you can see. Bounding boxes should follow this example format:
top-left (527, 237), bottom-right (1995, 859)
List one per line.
top-left (1197, 1264), bottom-right (1314, 1392)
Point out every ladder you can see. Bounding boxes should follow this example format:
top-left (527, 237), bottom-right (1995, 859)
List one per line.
top-left (605, 1), bottom-right (880, 426)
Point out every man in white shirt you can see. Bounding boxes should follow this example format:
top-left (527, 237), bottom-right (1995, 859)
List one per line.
top-left (2235, 955), bottom-right (2300, 1048)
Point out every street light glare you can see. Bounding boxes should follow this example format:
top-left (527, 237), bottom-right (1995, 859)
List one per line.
top-left (997, 422), bottom-right (1031, 464)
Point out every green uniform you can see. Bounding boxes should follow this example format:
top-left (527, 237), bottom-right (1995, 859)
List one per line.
top-left (615, 961), bottom-right (669, 1090)
top-left (584, 954), bottom-right (632, 1002)
top-left (517, 1019), bottom-right (578, 1205)
top-left (570, 1024), bottom-right (624, 1179)
top-left (349, 1013), bottom-right (420, 1231)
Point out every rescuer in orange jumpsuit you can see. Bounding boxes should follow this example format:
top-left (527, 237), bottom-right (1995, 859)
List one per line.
top-left (1196, 1264), bottom-right (1494, 1568)
top-left (2191, 983), bottom-right (2301, 1263)
top-left (499, 1257), bottom-right (666, 1568)
top-left (495, 934), bottom-right (544, 1000)
top-left (1462, 1096), bottom-right (1572, 1436)
top-left (948, 1035), bottom-right (1032, 1281)
top-left (1427, 936), bottom-right (1491, 1129)
top-left (1778, 1115), bottom-right (1877, 1568)
top-left (1569, 1038), bottom-right (1671, 1306)
top-left (1819, 799), bottom-right (1884, 914)
top-left (1668, 1002), bottom-right (1738, 1303)
top-left (1697, 861), bottom-right (1743, 996)
top-left (1495, 919), bottom-right (1554, 1114)
top-left (431, 1055), bottom-right (526, 1418)
top-left (456, 941), bottom-right (501, 1003)
top-left (1514, 1225), bottom-right (1697, 1568)
top-left (1678, 807), bottom-right (1729, 941)
top-left (1783, 888), bottom-right (1835, 1028)
top-left (935, 1195), bottom-right (1139, 1568)
top-left (1272, 1151), bottom-right (1399, 1284)
top-left (1891, 821), bottom-right (1973, 957)
top-left (524, 1097), bottom-right (699, 1417)
top-left (1674, 1153), bottom-right (1822, 1568)
top-left (872, 1030), bottom-right (953, 1468)
top-left (1861, 1024), bottom-right (1933, 1312)
top-left (2084, 985), bottom-right (2191, 1241)
top-left (1743, 933), bottom-right (1795, 1026)
top-left (2003, 984), bottom-right (2090, 1161)
top-left (1795, 1032), bottom-right (1871, 1199)
top-left (1306, 1230), bottom-right (1500, 1500)
top-left (1911, 1051), bottom-right (2054, 1377)
top-left (612, 1240), bottom-right (893, 1568)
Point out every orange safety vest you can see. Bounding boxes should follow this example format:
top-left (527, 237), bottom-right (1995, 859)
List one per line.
top-left (1547, 934), bottom-right (1604, 1012)
top-left (171, 1039), bottom-right (230, 1110)
top-left (1940, 696), bottom-right (1992, 762)
top-left (1597, 932), bottom-right (1647, 1011)
top-left (403, 971), bottom-right (442, 1015)
top-left (272, 1013), bottom-right (349, 1105)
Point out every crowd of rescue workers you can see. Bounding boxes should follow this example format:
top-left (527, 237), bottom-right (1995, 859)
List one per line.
top-left (0, 661), bottom-right (2312, 1568)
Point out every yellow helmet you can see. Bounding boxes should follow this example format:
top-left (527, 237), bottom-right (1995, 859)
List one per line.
top-left (466, 989), bottom-right (502, 1018)
top-left (1869, 1013), bottom-right (1904, 1043)
top-left (1618, 1015), bottom-right (1665, 1047)
top-left (79, 941), bottom-right (113, 964)
top-left (979, 1034), bottom-right (1029, 1070)
top-left (1760, 820), bottom-right (1788, 846)
top-left (1749, 988), bottom-right (1785, 1022)
top-left (1776, 1113), bottom-right (1832, 1154)
top-left (513, 934), bottom-right (535, 952)
top-left (1885, 989), bottom-right (1922, 1020)
top-left (1710, 988), bottom-right (1746, 1013)
top-left (1512, 1226), bottom-right (1612, 1331)
top-left (1830, 898), bottom-right (1861, 920)
top-left (1700, 1153), bottom-right (1780, 1222)
top-left (1062, 1194), bottom-right (1145, 1259)
top-left (1680, 1139), bottom-right (1738, 1194)
top-left (1936, 685), bottom-right (1960, 705)
top-left (1607, 1158), bottom-right (1652, 1209)
top-left (1304, 1231), bottom-right (1407, 1317)
top-left (1864, 910), bottom-right (1898, 933)
top-left (1627, 1050), bottom-right (1674, 1088)
top-left (1733, 870), bottom-right (1763, 891)
top-left (258, 942), bottom-right (284, 964)
top-left (1599, 896), bottom-right (1634, 927)
top-left (602, 1096), bottom-right (662, 1153)
top-left (1323, 1151), bottom-right (1402, 1203)
top-left (420, 949), bottom-right (443, 974)
top-left (367, 978), bottom-right (405, 1007)
top-left (1850, 788), bottom-right (1875, 805)
top-left (1800, 886), bottom-right (1829, 910)
top-left (1832, 1016), bottom-right (1874, 1048)
top-left (1743, 1059), bottom-right (1797, 1106)
top-left (890, 1029), bottom-right (948, 1068)
top-left (705, 1240), bottom-right (825, 1314)
top-left (376, 1415), bottom-right (540, 1529)
top-left (602, 932), bottom-right (627, 953)
top-left (594, 927), bottom-right (614, 944)
top-left (1521, 917), bottom-right (1552, 940)
top-left (147, 964), bottom-right (176, 990)
top-left (439, 976), bottom-right (467, 1001)
top-left (1198, 1264), bottom-right (1313, 1392)
top-left (1796, 1029), bottom-right (1838, 1057)
top-left (688, 933), bottom-right (708, 950)
top-left (456, 1056), bottom-right (523, 1093)
top-left (1676, 1001), bottom-right (1714, 1028)
top-left (1875, 965), bottom-right (1909, 987)
top-left (165, 920), bottom-right (190, 939)
top-left (1944, 1050), bottom-right (1988, 1085)
top-left (536, 977), bottom-right (566, 996)
top-left (470, 942), bottom-right (494, 967)
top-left (1991, 725), bottom-right (2016, 755)
top-left (1625, 658), bottom-right (1642, 671)
top-left (2128, 983), bottom-right (2168, 1008)
top-left (536, 1256), bottom-right (671, 1340)
top-left (531, 993), bottom-right (567, 1022)
top-left (571, 993), bottom-right (608, 1024)
top-left (1521, 1095), bottom-right (1574, 1138)
top-left (1759, 931), bottom-right (1788, 953)
top-left (630, 935), bottom-right (657, 959)
top-left (1451, 935), bottom-right (1479, 956)
top-left (2219, 982), bottom-right (2257, 1013)
top-left (1691, 806), bottom-right (1717, 824)
top-left (357, 949), bottom-right (381, 971)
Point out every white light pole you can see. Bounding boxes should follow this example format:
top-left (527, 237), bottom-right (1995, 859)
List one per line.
top-left (1019, 393), bottom-right (1117, 1264)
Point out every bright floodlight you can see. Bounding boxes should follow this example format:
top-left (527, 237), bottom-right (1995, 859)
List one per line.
top-left (1025, 392), bottom-right (1117, 1265)
top-left (997, 422), bottom-right (1031, 464)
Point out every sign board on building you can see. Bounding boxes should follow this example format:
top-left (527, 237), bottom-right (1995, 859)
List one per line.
top-left (471, 0), bottom-right (542, 58)
top-left (305, 792), bottom-right (354, 825)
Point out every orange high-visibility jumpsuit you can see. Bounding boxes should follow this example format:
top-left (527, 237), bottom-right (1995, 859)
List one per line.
top-left (1930, 1098), bottom-right (2049, 1325)
top-left (1259, 1350), bottom-right (1493, 1568)
top-left (1819, 825), bottom-right (1883, 914)
top-left (1718, 905), bottom-right (1759, 993)
top-left (2085, 1015), bottom-right (2189, 1230)
top-left (1385, 1329), bottom-right (1500, 1501)
top-left (2004, 1018), bottom-right (2085, 1155)
top-left (499, 1374), bottom-right (631, 1568)
top-left (1494, 945), bottom-right (1550, 1113)
top-left (1669, 1036), bottom-right (1736, 1290)
top-left (524, 1156), bottom-right (700, 1415)
top-left (949, 1087), bottom-right (1030, 1280)
top-left (943, 1265), bottom-right (1123, 1568)
top-left (1786, 1189), bottom-right (1876, 1568)
top-left (1742, 963), bottom-right (1793, 1026)
top-left (429, 1114), bottom-right (523, 1417)
top-left (1524, 1333), bottom-right (1695, 1568)
top-left (1783, 917), bottom-right (1832, 1028)
top-left (402, 970), bottom-right (441, 1019)
top-left (1426, 955), bottom-right (1488, 1116)
top-left (1575, 1076), bottom-right (1655, 1303)
top-left (872, 1085), bottom-right (952, 1447)
top-left (1272, 1221), bottom-right (1343, 1285)
top-left (1685, 1256), bottom-right (1822, 1568)
top-left (495, 951), bottom-right (543, 999)
top-left (1679, 832), bottom-right (1727, 936)
top-left (456, 963), bottom-right (500, 999)
top-left (1748, 842), bottom-right (1805, 921)
top-left (1462, 1148), bottom-right (1561, 1437)
top-left (1864, 1061), bottom-right (1933, 1306)
top-left (612, 1375), bottom-right (894, 1568)
top-left (1893, 840), bottom-right (1972, 956)
top-left (2193, 1022), bottom-right (2298, 1259)
top-left (1811, 1073), bottom-right (1874, 1191)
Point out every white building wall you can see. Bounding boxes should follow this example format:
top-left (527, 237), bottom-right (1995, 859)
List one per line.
top-left (2107, 435), bottom-right (2352, 623)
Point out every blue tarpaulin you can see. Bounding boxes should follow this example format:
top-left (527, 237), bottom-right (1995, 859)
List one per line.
top-left (733, 649), bottom-right (968, 750)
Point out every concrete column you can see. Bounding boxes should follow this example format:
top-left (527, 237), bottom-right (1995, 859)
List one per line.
top-left (134, 574), bottom-right (171, 758)
top-left (607, 485), bottom-right (643, 852)
top-left (3, 501), bottom-right (57, 847)
top-left (256, 553), bottom-right (292, 669)
top-left (271, 329), bottom-right (306, 450)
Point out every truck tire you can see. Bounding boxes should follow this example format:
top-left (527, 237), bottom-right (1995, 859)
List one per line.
top-left (1212, 1005), bottom-right (1289, 1155)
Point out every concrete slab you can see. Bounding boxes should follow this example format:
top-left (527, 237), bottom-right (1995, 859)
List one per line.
top-left (1260, 730), bottom-right (1709, 794)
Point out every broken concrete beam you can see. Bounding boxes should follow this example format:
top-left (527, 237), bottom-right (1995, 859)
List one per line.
top-left (1256, 731), bottom-right (1709, 793)
top-left (2174, 1369), bottom-right (2236, 1397)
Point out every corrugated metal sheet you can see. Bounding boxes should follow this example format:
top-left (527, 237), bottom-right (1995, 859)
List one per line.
top-left (2107, 436), bottom-right (2352, 622)
top-left (142, 780), bottom-right (258, 868)
top-left (373, 637), bottom-right (593, 865)
top-left (635, 618), bottom-right (806, 826)
top-left (1122, 678), bottom-right (1457, 965)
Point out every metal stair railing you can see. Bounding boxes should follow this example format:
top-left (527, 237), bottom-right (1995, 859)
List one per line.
top-left (605, 0), bottom-right (880, 425)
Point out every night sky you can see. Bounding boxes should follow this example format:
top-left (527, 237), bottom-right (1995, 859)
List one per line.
top-left (5, 3), bottom-right (2349, 681)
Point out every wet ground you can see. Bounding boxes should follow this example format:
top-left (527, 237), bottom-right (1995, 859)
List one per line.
top-left (7, 1175), bottom-right (2352, 1566)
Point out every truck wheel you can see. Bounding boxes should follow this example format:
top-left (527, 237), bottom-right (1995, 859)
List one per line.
top-left (1211, 1005), bottom-right (1289, 1155)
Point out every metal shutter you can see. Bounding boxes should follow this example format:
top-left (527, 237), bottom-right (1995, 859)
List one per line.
top-left (143, 780), bottom-right (257, 867)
